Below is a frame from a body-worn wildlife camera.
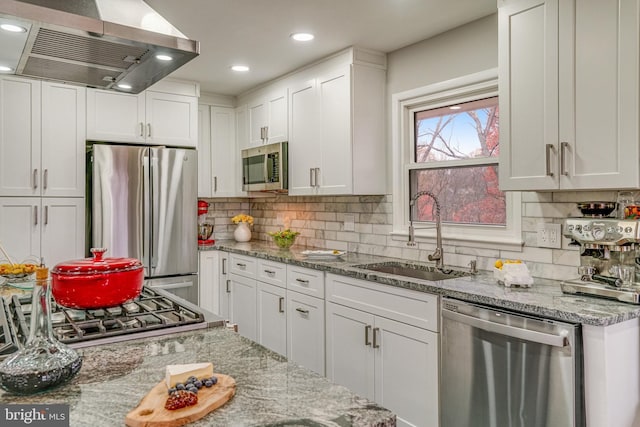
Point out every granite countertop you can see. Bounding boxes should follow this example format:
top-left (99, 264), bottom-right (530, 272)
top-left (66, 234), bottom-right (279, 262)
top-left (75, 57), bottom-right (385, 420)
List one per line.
top-left (202, 240), bottom-right (640, 327)
top-left (0, 327), bottom-right (395, 426)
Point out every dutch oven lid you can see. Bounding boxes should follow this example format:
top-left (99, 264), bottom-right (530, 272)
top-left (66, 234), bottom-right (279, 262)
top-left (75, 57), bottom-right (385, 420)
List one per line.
top-left (52, 248), bottom-right (143, 274)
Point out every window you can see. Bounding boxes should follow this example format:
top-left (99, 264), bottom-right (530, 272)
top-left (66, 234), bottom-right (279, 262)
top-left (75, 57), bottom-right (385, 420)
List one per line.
top-left (391, 69), bottom-right (522, 249)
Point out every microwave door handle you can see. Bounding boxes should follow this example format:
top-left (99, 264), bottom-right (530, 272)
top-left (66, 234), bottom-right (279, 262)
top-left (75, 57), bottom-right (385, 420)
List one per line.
top-left (264, 155), bottom-right (269, 184)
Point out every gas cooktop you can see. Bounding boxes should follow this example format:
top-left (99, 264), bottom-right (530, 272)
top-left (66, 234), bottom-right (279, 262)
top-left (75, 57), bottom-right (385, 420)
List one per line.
top-left (0, 287), bottom-right (209, 358)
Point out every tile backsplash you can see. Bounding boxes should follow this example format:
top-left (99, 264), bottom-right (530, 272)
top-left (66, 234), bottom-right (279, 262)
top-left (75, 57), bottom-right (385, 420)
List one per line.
top-left (201, 190), bottom-right (622, 280)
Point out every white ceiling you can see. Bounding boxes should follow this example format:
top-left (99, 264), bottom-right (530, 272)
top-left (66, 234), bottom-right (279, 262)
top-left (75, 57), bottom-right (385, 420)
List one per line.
top-left (145, 0), bottom-right (497, 97)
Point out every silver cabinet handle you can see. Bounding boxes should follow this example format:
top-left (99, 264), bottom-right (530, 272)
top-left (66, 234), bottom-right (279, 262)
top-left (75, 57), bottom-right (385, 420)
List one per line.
top-left (33, 169), bottom-right (38, 189)
top-left (139, 122), bottom-right (144, 137)
top-left (295, 307), bottom-right (309, 315)
top-left (295, 278), bottom-right (309, 285)
top-left (365, 325), bottom-right (372, 346)
top-left (309, 168), bottom-right (314, 187)
top-left (278, 297), bottom-right (284, 313)
top-left (236, 262), bottom-right (246, 268)
top-left (545, 144), bottom-right (555, 177)
top-left (264, 126), bottom-right (268, 142)
top-left (560, 141), bottom-right (569, 176)
top-left (372, 327), bottom-right (380, 348)
top-left (147, 123), bottom-right (151, 138)
top-left (213, 176), bottom-right (218, 192)
top-left (222, 258), bottom-right (227, 275)
top-left (314, 168), bottom-right (320, 187)
top-left (264, 269), bottom-right (275, 275)
top-left (44, 205), bottom-right (48, 225)
top-left (34, 205), bottom-right (38, 226)
top-left (226, 279), bottom-right (231, 293)
top-left (43, 169), bottom-right (48, 190)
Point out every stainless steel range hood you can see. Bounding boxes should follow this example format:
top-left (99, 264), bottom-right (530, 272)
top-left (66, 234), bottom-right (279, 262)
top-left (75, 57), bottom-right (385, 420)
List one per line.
top-left (0, 0), bottom-right (199, 93)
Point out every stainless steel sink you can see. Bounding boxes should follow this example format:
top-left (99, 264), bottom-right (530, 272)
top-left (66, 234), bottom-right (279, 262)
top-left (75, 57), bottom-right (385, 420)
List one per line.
top-left (356, 262), bottom-right (471, 281)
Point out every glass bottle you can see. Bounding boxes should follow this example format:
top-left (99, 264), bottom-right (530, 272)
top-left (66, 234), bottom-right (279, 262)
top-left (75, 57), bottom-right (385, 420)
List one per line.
top-left (0, 265), bottom-right (82, 394)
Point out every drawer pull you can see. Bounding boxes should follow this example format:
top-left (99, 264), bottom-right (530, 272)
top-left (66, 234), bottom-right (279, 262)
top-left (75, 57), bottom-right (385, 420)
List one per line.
top-left (236, 263), bottom-right (246, 268)
top-left (295, 307), bottom-right (309, 315)
top-left (278, 297), bottom-right (284, 313)
top-left (365, 325), bottom-right (372, 346)
top-left (222, 258), bottom-right (227, 274)
top-left (295, 278), bottom-right (309, 285)
top-left (264, 269), bottom-right (276, 275)
top-left (226, 279), bottom-right (230, 293)
top-left (372, 327), bottom-right (380, 348)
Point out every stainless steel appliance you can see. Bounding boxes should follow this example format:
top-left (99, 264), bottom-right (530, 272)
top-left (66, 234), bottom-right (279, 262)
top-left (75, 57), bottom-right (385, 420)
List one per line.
top-left (0, 0), bottom-right (199, 93)
top-left (88, 143), bottom-right (199, 305)
top-left (242, 141), bottom-right (288, 192)
top-left (441, 298), bottom-right (583, 427)
top-left (561, 217), bottom-right (640, 304)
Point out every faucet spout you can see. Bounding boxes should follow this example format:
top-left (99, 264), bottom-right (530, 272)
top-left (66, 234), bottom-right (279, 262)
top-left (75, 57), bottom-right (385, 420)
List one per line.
top-left (408, 190), bottom-right (444, 270)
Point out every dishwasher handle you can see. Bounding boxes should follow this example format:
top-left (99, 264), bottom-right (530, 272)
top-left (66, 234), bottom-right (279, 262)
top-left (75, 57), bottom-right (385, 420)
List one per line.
top-left (442, 308), bottom-right (569, 348)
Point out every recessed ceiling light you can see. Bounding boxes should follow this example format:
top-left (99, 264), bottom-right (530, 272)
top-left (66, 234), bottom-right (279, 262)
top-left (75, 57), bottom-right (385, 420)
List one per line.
top-left (291, 32), bottom-right (314, 42)
top-left (0, 65), bottom-right (13, 72)
top-left (231, 65), bottom-right (250, 72)
top-left (117, 83), bottom-right (132, 90)
top-left (449, 106), bottom-right (462, 110)
top-left (156, 54), bottom-right (173, 61)
top-left (1, 24), bottom-right (27, 33)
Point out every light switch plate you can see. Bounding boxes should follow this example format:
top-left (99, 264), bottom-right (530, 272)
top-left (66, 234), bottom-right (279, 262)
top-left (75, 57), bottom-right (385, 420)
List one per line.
top-left (343, 214), bottom-right (355, 231)
top-left (536, 222), bottom-right (561, 248)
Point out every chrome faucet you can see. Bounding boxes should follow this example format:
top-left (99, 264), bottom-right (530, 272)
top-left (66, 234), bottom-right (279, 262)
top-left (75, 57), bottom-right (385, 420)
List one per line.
top-left (408, 191), bottom-right (444, 270)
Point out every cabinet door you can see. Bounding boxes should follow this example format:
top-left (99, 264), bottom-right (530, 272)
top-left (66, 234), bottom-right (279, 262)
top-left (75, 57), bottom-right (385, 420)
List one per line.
top-left (40, 198), bottom-right (84, 268)
top-left (257, 281), bottom-right (287, 356)
top-left (317, 66), bottom-right (352, 195)
top-left (0, 197), bottom-right (40, 263)
top-left (326, 303), bottom-right (375, 400)
top-left (198, 250), bottom-right (220, 314)
top-left (287, 291), bottom-right (325, 375)
top-left (498, 0), bottom-right (559, 191)
top-left (41, 83), bottom-right (85, 197)
top-left (288, 78), bottom-right (319, 195)
top-left (86, 89), bottom-right (146, 143)
top-left (0, 76), bottom-right (40, 196)
top-left (219, 252), bottom-right (231, 320)
top-left (266, 88), bottom-right (288, 144)
top-left (558, 0), bottom-right (640, 189)
top-left (374, 316), bottom-right (439, 427)
top-left (146, 91), bottom-right (198, 147)
top-left (247, 98), bottom-right (266, 146)
top-left (210, 106), bottom-right (239, 197)
top-left (197, 105), bottom-right (212, 197)
top-left (229, 273), bottom-right (257, 341)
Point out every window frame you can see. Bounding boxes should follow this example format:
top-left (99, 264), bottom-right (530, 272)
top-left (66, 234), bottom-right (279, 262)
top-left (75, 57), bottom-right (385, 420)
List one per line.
top-left (390, 68), bottom-right (523, 250)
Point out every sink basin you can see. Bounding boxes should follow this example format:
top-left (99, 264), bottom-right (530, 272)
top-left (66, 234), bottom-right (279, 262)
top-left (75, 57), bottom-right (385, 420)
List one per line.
top-left (356, 262), bottom-right (471, 281)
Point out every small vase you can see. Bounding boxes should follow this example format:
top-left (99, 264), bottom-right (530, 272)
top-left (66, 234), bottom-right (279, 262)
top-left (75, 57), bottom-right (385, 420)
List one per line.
top-left (234, 222), bottom-right (252, 242)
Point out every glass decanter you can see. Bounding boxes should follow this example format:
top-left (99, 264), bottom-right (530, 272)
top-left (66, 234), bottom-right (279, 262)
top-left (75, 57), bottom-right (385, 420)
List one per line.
top-left (0, 265), bottom-right (82, 394)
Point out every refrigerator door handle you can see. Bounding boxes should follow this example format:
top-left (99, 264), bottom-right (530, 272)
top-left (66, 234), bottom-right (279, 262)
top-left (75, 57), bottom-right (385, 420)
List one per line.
top-left (142, 148), bottom-right (153, 275)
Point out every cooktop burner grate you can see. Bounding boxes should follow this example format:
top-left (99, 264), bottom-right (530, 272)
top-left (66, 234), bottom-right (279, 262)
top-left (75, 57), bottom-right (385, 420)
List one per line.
top-left (6, 287), bottom-right (206, 349)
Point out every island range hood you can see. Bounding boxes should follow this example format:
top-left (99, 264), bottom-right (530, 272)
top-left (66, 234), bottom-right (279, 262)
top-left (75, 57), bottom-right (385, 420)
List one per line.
top-left (0, 0), bottom-right (199, 93)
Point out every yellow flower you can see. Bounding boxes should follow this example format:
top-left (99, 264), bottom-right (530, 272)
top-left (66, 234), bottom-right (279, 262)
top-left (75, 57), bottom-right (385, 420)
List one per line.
top-left (232, 214), bottom-right (254, 225)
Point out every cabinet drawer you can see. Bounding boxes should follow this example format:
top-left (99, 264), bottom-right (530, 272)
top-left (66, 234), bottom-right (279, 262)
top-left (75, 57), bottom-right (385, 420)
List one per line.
top-left (287, 265), bottom-right (324, 298)
top-left (257, 259), bottom-right (287, 288)
top-left (326, 273), bottom-right (439, 332)
top-left (229, 253), bottom-right (257, 278)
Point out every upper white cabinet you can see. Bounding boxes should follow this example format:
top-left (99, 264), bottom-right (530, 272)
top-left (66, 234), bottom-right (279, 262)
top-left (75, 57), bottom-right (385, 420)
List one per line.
top-left (198, 104), bottom-right (243, 198)
top-left (499, 0), bottom-right (640, 190)
top-left (245, 86), bottom-right (288, 148)
top-left (0, 77), bottom-right (85, 198)
top-left (87, 80), bottom-right (198, 147)
top-left (288, 48), bottom-right (387, 196)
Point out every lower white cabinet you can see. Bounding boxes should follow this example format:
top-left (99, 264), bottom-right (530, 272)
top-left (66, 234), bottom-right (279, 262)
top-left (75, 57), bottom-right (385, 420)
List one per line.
top-left (326, 273), bottom-right (439, 427)
top-left (198, 251), bottom-right (221, 314)
top-left (228, 272), bottom-right (258, 341)
top-left (0, 197), bottom-right (84, 267)
top-left (287, 290), bottom-right (325, 376)
top-left (257, 281), bottom-right (287, 355)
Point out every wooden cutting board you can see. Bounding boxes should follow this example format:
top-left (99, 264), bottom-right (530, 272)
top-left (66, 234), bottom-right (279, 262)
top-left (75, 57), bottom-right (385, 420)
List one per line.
top-left (125, 374), bottom-right (236, 427)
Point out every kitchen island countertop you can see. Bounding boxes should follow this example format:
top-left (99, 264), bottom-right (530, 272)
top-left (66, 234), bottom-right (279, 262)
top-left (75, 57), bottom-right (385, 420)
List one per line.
top-left (0, 326), bottom-right (395, 426)
top-left (202, 240), bottom-right (640, 326)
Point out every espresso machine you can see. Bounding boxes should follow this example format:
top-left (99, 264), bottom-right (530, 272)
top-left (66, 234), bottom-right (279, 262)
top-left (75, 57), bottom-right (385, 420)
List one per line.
top-left (561, 217), bottom-right (640, 304)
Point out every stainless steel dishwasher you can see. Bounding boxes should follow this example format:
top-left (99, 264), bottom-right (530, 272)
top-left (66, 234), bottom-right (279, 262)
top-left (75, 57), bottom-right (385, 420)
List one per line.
top-left (440, 298), bottom-right (584, 427)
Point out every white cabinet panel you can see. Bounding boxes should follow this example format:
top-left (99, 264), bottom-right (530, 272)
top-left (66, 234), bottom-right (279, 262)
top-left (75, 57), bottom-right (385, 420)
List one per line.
top-left (0, 197), bottom-right (40, 262)
top-left (198, 250), bottom-right (220, 314)
top-left (86, 90), bottom-right (145, 143)
top-left (197, 105), bottom-right (212, 197)
top-left (229, 273), bottom-right (257, 341)
top-left (288, 78), bottom-right (318, 195)
top-left (146, 91), bottom-right (197, 147)
top-left (246, 87), bottom-right (288, 148)
top-left (257, 281), bottom-right (287, 355)
top-left (287, 291), bottom-right (325, 376)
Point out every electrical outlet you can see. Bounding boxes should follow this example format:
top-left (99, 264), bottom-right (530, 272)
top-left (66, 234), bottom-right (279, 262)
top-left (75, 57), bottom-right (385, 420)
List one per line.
top-left (276, 213), bottom-right (285, 226)
top-left (343, 214), bottom-right (355, 231)
top-left (536, 222), bottom-right (561, 248)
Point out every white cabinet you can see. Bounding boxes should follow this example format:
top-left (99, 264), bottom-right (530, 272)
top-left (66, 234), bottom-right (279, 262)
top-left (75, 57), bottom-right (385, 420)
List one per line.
top-left (0, 197), bottom-right (84, 267)
top-left (229, 272), bottom-right (258, 341)
top-left (257, 281), bottom-right (287, 355)
top-left (246, 87), bottom-right (288, 147)
top-left (87, 84), bottom-right (198, 147)
top-left (287, 289), bottom-right (325, 376)
top-left (198, 250), bottom-right (221, 314)
top-left (198, 104), bottom-right (242, 197)
top-left (325, 273), bottom-right (439, 427)
top-left (288, 48), bottom-right (387, 196)
top-left (499, 0), bottom-right (640, 190)
top-left (0, 77), bottom-right (85, 197)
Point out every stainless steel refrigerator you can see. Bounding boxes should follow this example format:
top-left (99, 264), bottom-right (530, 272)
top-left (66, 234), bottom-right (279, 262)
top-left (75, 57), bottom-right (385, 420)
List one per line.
top-left (88, 144), bottom-right (199, 304)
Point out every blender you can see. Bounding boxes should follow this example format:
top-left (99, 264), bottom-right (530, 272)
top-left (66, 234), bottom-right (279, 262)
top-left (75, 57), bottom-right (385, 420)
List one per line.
top-left (198, 200), bottom-right (214, 245)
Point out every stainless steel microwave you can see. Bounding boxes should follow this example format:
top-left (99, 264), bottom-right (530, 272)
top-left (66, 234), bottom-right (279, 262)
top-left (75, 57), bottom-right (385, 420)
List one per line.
top-left (241, 141), bottom-right (288, 192)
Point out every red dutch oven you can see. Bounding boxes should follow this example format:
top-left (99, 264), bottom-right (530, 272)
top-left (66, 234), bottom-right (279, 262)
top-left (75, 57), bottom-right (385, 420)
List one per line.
top-left (51, 248), bottom-right (144, 309)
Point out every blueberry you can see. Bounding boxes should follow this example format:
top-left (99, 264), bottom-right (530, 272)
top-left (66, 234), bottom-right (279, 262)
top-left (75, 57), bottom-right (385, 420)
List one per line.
top-left (210, 376), bottom-right (218, 385)
top-left (176, 383), bottom-right (185, 390)
top-left (168, 387), bottom-right (177, 395)
top-left (187, 386), bottom-right (198, 394)
top-left (204, 380), bottom-right (213, 388)
top-left (186, 376), bottom-right (197, 384)
top-left (194, 380), bottom-right (203, 388)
